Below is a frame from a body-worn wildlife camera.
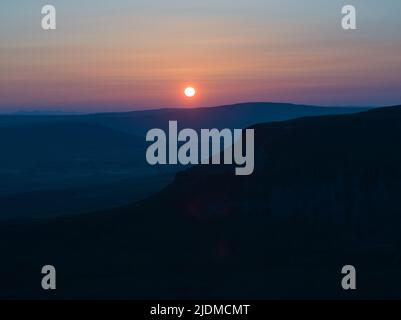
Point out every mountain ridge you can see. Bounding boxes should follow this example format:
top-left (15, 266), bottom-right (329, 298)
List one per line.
top-left (0, 101), bottom-right (370, 117)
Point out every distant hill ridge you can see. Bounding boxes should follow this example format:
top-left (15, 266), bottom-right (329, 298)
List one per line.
top-left (0, 102), bottom-right (369, 136)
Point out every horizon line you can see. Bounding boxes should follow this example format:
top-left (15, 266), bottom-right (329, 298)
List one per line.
top-left (0, 101), bottom-right (379, 116)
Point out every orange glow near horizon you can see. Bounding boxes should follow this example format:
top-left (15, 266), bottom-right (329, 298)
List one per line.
top-left (1, 1), bottom-right (401, 112)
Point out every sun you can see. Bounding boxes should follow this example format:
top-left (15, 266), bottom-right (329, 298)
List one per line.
top-left (184, 87), bottom-right (196, 98)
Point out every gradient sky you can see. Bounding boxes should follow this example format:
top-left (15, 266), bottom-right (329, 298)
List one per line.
top-left (1, 0), bottom-right (401, 112)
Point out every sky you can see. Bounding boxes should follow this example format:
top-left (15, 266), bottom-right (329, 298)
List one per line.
top-left (1, 0), bottom-right (401, 112)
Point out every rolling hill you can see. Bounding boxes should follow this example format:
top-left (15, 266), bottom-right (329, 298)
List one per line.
top-left (0, 102), bottom-right (368, 220)
top-left (0, 105), bottom-right (400, 299)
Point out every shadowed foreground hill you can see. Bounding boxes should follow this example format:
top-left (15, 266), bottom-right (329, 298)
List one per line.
top-left (1, 105), bottom-right (401, 299)
top-left (0, 102), bottom-right (367, 220)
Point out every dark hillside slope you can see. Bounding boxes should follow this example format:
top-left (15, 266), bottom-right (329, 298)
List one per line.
top-left (0, 105), bottom-right (400, 299)
top-left (85, 102), bottom-right (368, 136)
top-left (0, 103), bottom-right (368, 220)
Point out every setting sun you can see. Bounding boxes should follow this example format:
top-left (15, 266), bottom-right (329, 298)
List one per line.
top-left (184, 87), bottom-right (196, 98)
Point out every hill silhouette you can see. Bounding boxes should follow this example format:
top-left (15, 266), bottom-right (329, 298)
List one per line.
top-left (0, 102), bottom-right (367, 220)
top-left (2, 104), bottom-right (400, 299)
top-left (83, 102), bottom-right (369, 136)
